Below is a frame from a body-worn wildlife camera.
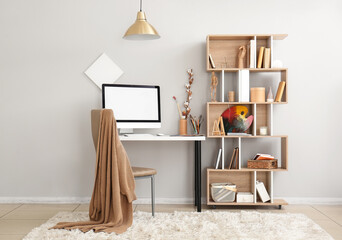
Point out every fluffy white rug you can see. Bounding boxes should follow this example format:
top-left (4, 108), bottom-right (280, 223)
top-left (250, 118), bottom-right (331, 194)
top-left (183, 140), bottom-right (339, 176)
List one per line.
top-left (23, 211), bottom-right (332, 240)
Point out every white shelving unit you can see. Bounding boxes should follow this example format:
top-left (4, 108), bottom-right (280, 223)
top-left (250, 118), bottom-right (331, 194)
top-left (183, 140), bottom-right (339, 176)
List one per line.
top-left (206, 34), bottom-right (288, 207)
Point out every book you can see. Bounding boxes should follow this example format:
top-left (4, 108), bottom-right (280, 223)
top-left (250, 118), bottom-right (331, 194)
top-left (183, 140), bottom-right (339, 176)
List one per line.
top-left (275, 81), bottom-right (286, 102)
top-left (215, 149), bottom-right (222, 169)
top-left (263, 48), bottom-right (271, 68)
top-left (227, 133), bottom-right (252, 136)
top-left (246, 45), bottom-right (250, 68)
top-left (253, 153), bottom-right (275, 160)
top-left (209, 54), bottom-right (216, 68)
top-left (256, 180), bottom-right (270, 202)
top-left (228, 148), bottom-right (237, 169)
top-left (238, 69), bottom-right (249, 102)
top-left (257, 47), bottom-right (265, 68)
top-left (235, 147), bottom-right (239, 169)
top-left (249, 40), bottom-right (256, 68)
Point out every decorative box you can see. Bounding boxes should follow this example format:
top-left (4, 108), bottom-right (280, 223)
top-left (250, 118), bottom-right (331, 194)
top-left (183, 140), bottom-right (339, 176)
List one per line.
top-left (247, 159), bottom-right (277, 169)
top-left (236, 192), bottom-right (254, 203)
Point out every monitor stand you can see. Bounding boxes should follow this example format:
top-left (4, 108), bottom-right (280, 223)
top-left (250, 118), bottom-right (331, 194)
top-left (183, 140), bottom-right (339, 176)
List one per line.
top-left (119, 128), bottom-right (134, 135)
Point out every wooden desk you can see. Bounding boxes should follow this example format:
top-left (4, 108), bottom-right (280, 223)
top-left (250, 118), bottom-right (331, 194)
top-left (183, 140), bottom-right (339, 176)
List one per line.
top-left (120, 135), bottom-right (206, 212)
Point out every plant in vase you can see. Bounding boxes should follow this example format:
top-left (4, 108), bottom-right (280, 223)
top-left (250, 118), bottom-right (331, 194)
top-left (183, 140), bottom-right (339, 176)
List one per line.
top-left (172, 69), bottom-right (195, 135)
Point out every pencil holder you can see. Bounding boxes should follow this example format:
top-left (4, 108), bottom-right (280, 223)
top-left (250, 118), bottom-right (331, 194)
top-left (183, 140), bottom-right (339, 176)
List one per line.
top-left (179, 119), bottom-right (187, 135)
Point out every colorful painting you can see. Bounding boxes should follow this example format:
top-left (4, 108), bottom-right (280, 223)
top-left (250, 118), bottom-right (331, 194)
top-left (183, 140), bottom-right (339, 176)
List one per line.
top-left (221, 106), bottom-right (254, 133)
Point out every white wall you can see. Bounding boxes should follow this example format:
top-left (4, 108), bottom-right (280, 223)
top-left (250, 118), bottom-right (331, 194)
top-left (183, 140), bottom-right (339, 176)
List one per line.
top-left (1, 0), bottom-right (342, 203)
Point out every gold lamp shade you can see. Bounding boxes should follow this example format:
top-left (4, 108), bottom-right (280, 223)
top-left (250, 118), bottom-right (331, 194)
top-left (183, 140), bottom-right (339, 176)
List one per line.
top-left (123, 11), bottom-right (160, 40)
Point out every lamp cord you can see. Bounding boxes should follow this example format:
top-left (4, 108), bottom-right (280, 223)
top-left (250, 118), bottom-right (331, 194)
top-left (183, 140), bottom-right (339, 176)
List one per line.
top-left (140, 0), bottom-right (142, 11)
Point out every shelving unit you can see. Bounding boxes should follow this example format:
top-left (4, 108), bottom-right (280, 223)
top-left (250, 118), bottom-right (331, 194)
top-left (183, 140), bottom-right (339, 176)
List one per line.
top-left (206, 34), bottom-right (288, 208)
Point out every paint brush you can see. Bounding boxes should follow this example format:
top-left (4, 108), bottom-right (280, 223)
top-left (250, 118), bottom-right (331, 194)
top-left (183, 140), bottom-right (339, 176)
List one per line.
top-left (173, 96), bottom-right (183, 119)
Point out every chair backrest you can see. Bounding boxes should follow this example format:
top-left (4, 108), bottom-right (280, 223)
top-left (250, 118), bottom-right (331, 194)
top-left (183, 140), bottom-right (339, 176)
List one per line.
top-left (91, 109), bottom-right (102, 152)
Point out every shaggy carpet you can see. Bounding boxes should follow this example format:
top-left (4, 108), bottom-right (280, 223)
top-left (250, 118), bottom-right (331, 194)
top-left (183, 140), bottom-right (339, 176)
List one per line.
top-left (23, 211), bottom-right (332, 240)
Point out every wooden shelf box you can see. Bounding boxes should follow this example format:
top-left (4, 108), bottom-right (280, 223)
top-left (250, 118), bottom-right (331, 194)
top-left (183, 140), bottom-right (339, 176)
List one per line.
top-left (205, 34), bottom-right (288, 208)
top-left (207, 169), bottom-right (288, 206)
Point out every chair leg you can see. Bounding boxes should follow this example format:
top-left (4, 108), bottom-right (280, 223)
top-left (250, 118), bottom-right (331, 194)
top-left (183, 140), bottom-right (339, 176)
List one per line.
top-left (151, 175), bottom-right (155, 217)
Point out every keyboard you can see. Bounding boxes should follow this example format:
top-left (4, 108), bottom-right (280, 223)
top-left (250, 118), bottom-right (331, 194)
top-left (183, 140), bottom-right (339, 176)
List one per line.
top-left (122, 134), bottom-right (154, 137)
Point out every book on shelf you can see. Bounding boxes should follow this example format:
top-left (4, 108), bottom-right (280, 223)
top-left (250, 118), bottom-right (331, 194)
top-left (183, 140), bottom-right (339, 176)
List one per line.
top-left (227, 132), bottom-right (252, 136)
top-left (249, 40), bottom-right (256, 68)
top-left (263, 48), bottom-right (271, 68)
top-left (246, 45), bottom-right (250, 68)
top-left (253, 153), bottom-right (275, 160)
top-left (235, 147), bottom-right (239, 169)
top-left (228, 147), bottom-right (239, 169)
top-left (228, 148), bottom-right (236, 169)
top-left (209, 54), bottom-right (216, 68)
top-left (214, 149), bottom-right (222, 169)
top-left (257, 46), bottom-right (265, 68)
top-left (238, 69), bottom-right (249, 102)
top-left (275, 81), bottom-right (286, 102)
top-left (256, 180), bottom-right (270, 202)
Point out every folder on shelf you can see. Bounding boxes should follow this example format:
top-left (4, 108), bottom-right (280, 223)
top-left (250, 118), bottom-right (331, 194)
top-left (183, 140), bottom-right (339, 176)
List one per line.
top-left (238, 70), bottom-right (250, 102)
top-left (275, 81), bottom-right (286, 102)
top-left (235, 147), bottom-right (239, 169)
top-left (246, 45), bottom-right (250, 68)
top-left (215, 149), bottom-right (222, 169)
top-left (263, 48), bottom-right (271, 68)
top-left (257, 47), bottom-right (265, 68)
top-left (249, 40), bottom-right (256, 68)
top-left (209, 54), bottom-right (216, 68)
top-left (256, 180), bottom-right (271, 202)
top-left (228, 148), bottom-right (237, 169)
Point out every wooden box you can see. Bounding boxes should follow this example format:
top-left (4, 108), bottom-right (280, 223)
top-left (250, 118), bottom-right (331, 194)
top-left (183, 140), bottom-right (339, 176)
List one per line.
top-left (247, 159), bottom-right (277, 169)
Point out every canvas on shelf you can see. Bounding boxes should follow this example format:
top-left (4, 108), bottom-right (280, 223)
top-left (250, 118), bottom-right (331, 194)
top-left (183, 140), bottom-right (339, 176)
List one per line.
top-left (85, 53), bottom-right (123, 89)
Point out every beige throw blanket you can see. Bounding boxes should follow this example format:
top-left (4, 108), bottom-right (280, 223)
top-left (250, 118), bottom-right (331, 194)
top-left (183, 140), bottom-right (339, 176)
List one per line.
top-left (51, 109), bottom-right (136, 233)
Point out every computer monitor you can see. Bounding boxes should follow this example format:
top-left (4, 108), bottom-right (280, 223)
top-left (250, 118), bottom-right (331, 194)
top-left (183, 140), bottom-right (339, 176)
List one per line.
top-left (102, 84), bottom-right (161, 129)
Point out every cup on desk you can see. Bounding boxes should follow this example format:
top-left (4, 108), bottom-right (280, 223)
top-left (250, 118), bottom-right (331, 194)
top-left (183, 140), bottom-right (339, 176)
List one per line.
top-left (179, 118), bottom-right (187, 135)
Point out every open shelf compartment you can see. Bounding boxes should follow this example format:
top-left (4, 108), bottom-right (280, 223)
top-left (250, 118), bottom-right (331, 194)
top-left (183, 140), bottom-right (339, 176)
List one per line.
top-left (207, 34), bottom-right (288, 71)
top-left (207, 102), bottom-right (276, 138)
top-left (207, 168), bottom-right (288, 206)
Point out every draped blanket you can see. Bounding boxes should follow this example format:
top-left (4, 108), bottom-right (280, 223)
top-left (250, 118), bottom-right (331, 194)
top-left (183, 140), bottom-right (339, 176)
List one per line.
top-left (51, 109), bottom-right (136, 233)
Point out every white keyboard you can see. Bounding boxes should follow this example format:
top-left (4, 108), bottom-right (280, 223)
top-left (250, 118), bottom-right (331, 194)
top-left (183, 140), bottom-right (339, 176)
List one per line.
top-left (122, 134), bottom-right (154, 137)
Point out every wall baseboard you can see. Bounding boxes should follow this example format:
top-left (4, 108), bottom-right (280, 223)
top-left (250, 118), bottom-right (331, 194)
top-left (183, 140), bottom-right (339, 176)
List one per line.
top-left (281, 197), bottom-right (342, 205)
top-left (1, 197), bottom-right (342, 205)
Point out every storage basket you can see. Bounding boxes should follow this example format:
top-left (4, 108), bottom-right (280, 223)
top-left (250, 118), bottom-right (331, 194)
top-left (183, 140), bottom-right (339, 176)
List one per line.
top-left (211, 183), bottom-right (237, 202)
top-left (247, 159), bottom-right (277, 169)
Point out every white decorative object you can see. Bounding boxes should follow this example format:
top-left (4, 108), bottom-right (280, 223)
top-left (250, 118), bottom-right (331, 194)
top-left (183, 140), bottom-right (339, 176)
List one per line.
top-left (267, 86), bottom-right (274, 102)
top-left (273, 60), bottom-right (283, 68)
top-left (256, 180), bottom-right (271, 202)
top-left (260, 126), bottom-right (268, 136)
top-left (236, 192), bottom-right (254, 203)
top-left (84, 53), bottom-right (123, 89)
top-left (238, 70), bottom-right (250, 102)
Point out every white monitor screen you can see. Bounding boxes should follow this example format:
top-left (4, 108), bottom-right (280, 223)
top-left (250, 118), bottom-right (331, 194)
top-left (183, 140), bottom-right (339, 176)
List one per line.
top-left (102, 84), bottom-right (161, 128)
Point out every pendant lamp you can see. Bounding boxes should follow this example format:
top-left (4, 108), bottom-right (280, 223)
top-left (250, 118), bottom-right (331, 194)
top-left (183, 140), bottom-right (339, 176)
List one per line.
top-left (123, 0), bottom-right (160, 40)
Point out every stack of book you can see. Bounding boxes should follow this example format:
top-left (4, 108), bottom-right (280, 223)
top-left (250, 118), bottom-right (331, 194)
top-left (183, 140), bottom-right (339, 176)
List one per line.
top-left (253, 153), bottom-right (275, 160)
top-left (257, 47), bottom-right (271, 68)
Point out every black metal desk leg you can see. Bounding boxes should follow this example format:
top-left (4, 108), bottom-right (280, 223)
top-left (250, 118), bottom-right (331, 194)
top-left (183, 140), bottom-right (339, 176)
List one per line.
top-left (194, 141), bottom-right (198, 207)
top-left (195, 141), bottom-right (201, 212)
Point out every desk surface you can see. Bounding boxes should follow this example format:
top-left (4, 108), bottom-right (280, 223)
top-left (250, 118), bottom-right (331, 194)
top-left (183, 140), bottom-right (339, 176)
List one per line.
top-left (120, 135), bottom-right (206, 141)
